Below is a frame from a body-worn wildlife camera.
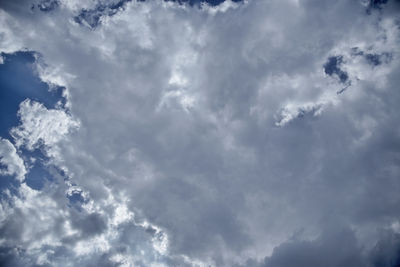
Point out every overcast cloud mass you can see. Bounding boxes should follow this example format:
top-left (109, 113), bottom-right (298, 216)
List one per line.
top-left (0, 0), bottom-right (400, 266)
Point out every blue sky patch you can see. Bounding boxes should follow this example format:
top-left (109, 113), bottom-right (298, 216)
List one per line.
top-left (165, 0), bottom-right (242, 6)
top-left (323, 56), bottom-right (349, 84)
top-left (74, 0), bottom-right (132, 28)
top-left (365, 52), bottom-right (392, 66)
top-left (74, 0), bottom-right (243, 28)
top-left (24, 153), bottom-right (52, 190)
top-left (0, 51), bottom-right (64, 140)
top-left (35, 0), bottom-right (59, 12)
top-left (0, 51), bottom-right (66, 191)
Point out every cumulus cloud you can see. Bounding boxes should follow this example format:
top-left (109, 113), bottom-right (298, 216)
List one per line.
top-left (0, 0), bottom-right (400, 266)
top-left (10, 99), bottom-right (79, 153)
top-left (0, 138), bottom-right (26, 181)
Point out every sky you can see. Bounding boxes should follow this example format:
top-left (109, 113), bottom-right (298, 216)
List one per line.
top-left (0, 0), bottom-right (400, 266)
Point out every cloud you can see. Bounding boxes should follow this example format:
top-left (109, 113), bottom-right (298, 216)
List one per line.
top-left (240, 227), bottom-right (400, 267)
top-left (0, 178), bottom-right (176, 266)
top-left (0, 0), bottom-right (400, 266)
top-left (262, 227), bottom-right (366, 267)
top-left (10, 99), bottom-right (79, 154)
top-left (0, 138), bottom-right (26, 181)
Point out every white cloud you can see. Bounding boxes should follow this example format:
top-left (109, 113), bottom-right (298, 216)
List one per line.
top-left (0, 137), bottom-right (27, 181)
top-left (202, 0), bottom-right (242, 15)
top-left (11, 99), bottom-right (79, 154)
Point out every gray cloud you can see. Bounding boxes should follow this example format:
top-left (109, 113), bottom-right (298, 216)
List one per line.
top-left (0, 0), bottom-right (400, 266)
top-left (263, 227), bottom-right (366, 267)
top-left (240, 228), bottom-right (400, 267)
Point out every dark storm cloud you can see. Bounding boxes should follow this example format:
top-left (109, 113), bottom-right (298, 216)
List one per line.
top-left (368, 0), bottom-right (389, 10)
top-left (369, 231), bottom-right (400, 267)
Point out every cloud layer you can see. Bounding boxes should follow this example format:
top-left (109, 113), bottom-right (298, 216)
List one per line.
top-left (0, 0), bottom-right (400, 266)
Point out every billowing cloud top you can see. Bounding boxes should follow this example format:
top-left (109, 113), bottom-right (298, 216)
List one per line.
top-left (0, 0), bottom-right (400, 266)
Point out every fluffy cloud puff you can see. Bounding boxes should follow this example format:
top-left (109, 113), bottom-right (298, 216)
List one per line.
top-left (0, 138), bottom-right (26, 181)
top-left (11, 99), bottom-right (79, 153)
top-left (0, 0), bottom-right (400, 266)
